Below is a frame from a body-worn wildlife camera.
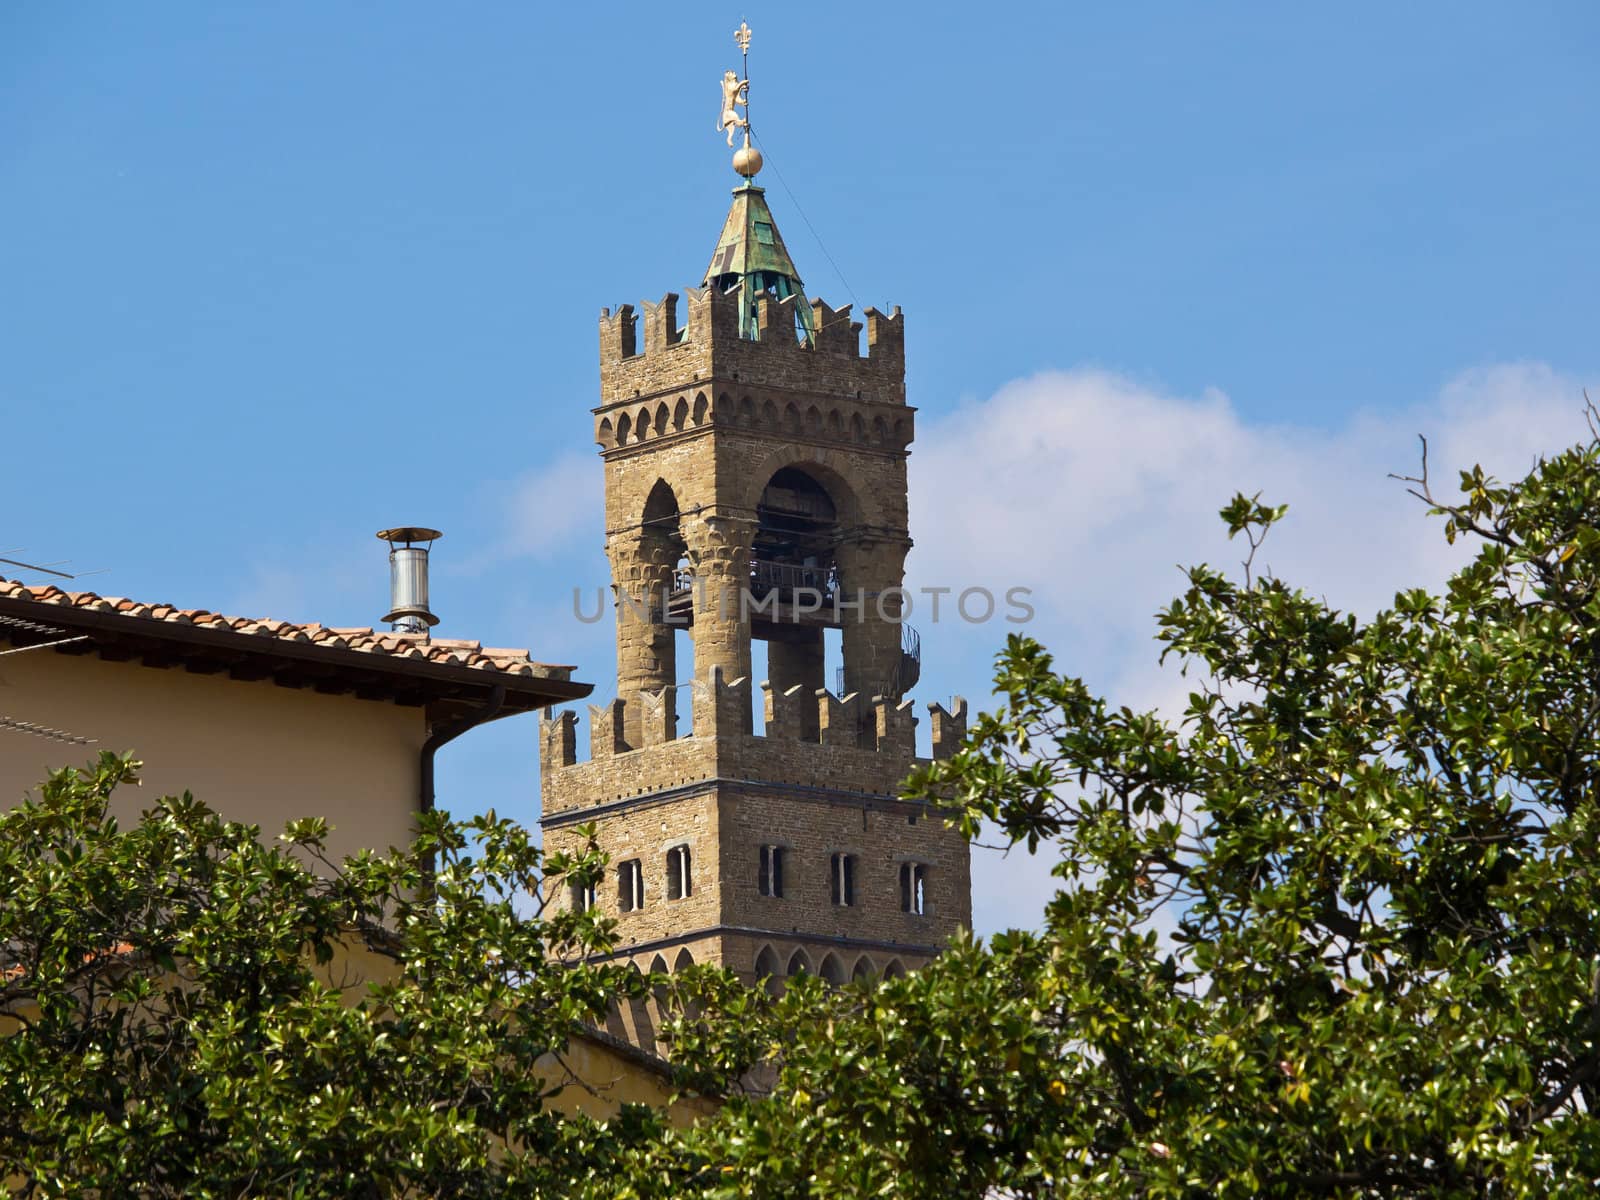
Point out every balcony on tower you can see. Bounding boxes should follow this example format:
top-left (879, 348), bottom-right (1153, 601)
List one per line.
top-left (663, 467), bottom-right (851, 630)
top-left (835, 623), bottom-right (920, 702)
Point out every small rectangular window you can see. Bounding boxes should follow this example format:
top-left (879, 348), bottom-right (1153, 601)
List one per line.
top-left (754, 220), bottom-right (775, 245)
top-left (830, 852), bottom-right (855, 908)
top-left (758, 845), bottom-right (785, 898)
top-left (899, 862), bottom-right (927, 915)
top-left (618, 859), bottom-right (645, 913)
top-left (666, 844), bottom-right (691, 901)
top-left (569, 877), bottom-right (597, 913)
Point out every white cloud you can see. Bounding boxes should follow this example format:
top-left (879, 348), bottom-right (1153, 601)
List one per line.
top-left (909, 361), bottom-right (1593, 936)
top-left (495, 361), bottom-right (1593, 940)
top-left (505, 451), bottom-right (601, 558)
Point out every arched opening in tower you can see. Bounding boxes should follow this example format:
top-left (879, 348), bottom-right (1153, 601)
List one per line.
top-left (639, 479), bottom-right (693, 735)
top-left (749, 466), bottom-right (844, 738)
top-left (753, 467), bottom-right (838, 595)
top-left (643, 478), bottom-right (687, 559)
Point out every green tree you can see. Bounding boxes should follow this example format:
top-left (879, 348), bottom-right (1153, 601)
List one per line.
top-left (612, 430), bottom-right (1600, 1197)
top-left (0, 755), bottom-right (664, 1198)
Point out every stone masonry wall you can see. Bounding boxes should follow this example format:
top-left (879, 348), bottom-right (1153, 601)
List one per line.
top-left (597, 288), bottom-right (905, 409)
top-left (541, 674), bottom-right (971, 973)
top-left (546, 283), bottom-right (971, 1004)
top-left (543, 788), bottom-right (721, 952)
top-left (540, 673), bottom-right (969, 813)
top-left (716, 781), bottom-right (969, 949)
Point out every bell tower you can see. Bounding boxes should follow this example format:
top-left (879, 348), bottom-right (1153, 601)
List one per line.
top-left (539, 27), bottom-right (970, 1004)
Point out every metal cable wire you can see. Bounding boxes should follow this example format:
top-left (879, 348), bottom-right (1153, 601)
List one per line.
top-left (748, 124), bottom-right (859, 308)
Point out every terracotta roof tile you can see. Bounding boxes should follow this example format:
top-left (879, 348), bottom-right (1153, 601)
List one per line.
top-left (0, 577), bottom-right (573, 682)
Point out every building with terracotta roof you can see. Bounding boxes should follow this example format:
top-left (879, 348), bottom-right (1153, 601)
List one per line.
top-left (0, 575), bottom-right (591, 861)
top-left (0, 574), bottom-right (730, 1126)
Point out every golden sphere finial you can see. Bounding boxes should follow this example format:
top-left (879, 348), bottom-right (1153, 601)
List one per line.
top-left (733, 141), bottom-right (763, 178)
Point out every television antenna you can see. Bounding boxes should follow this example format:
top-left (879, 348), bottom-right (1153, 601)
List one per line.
top-left (0, 548), bottom-right (103, 658)
top-left (0, 546), bottom-right (108, 747)
top-left (0, 548), bottom-right (109, 582)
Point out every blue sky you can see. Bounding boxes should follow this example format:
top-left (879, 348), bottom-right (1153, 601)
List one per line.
top-left (4, 4), bottom-right (1597, 933)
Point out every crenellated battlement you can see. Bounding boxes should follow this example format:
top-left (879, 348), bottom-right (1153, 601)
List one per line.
top-left (539, 666), bottom-right (965, 816)
top-left (549, 147), bottom-right (969, 1001)
top-left (598, 287), bottom-right (906, 409)
top-left (927, 696), bottom-right (969, 759)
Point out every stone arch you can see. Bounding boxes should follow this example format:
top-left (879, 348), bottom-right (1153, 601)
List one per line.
top-left (883, 958), bottom-right (906, 979)
top-left (692, 393), bottom-right (709, 424)
top-left (741, 450), bottom-right (868, 529)
top-left (804, 405), bottom-right (822, 435)
top-left (786, 948), bottom-right (812, 977)
top-left (642, 478), bottom-right (681, 528)
top-left (754, 944), bottom-right (782, 997)
top-left (654, 401), bottom-right (670, 436)
top-left (819, 953), bottom-right (845, 986)
top-left (635, 407), bottom-right (652, 442)
top-left (825, 408), bottom-right (843, 437)
top-left (892, 417), bottom-right (909, 446)
top-left (672, 397), bottom-right (689, 430)
top-left (753, 466), bottom-right (845, 598)
top-left (714, 393), bottom-right (733, 423)
top-left (783, 403), bottom-right (802, 433)
top-left (616, 413), bottom-right (632, 444)
top-left (849, 413), bottom-right (865, 443)
top-left (644, 953), bottom-right (671, 1027)
top-left (597, 417), bottom-right (615, 448)
top-left (603, 989), bottom-right (630, 1040)
top-left (739, 396), bottom-right (756, 425)
top-left (851, 955), bottom-right (875, 982)
top-left (761, 398), bottom-right (779, 426)
top-left (872, 415), bottom-right (889, 444)
top-left (673, 947), bottom-right (695, 972)
top-left (614, 960), bottom-right (648, 1044)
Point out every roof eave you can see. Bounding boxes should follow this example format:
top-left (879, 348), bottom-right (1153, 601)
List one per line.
top-left (0, 595), bottom-right (593, 719)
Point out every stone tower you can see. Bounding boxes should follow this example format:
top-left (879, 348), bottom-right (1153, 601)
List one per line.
top-left (539, 174), bottom-right (971, 996)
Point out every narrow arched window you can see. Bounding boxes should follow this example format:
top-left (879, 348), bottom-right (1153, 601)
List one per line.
top-left (899, 862), bottom-right (928, 915)
top-left (758, 844), bottom-right (785, 897)
top-left (618, 859), bottom-right (645, 912)
top-left (830, 852), bottom-right (855, 907)
top-left (666, 844), bottom-right (691, 900)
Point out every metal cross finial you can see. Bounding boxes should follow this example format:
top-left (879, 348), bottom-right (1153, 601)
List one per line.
top-left (734, 22), bottom-right (752, 55)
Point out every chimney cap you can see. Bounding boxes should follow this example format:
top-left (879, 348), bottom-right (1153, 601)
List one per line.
top-left (376, 527), bottom-right (443, 545)
top-left (377, 526), bottom-right (442, 634)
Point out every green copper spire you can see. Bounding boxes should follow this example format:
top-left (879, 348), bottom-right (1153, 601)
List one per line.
top-left (703, 184), bottom-right (815, 344)
top-left (706, 22), bottom-right (815, 344)
top-left (704, 184), bottom-right (800, 284)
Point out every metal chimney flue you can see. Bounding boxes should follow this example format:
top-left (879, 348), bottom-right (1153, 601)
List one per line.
top-left (376, 527), bottom-right (442, 636)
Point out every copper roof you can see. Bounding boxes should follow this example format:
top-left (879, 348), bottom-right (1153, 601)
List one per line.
top-left (703, 183), bottom-right (804, 288)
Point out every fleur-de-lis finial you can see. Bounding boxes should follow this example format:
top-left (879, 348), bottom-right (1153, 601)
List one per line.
top-left (721, 22), bottom-right (762, 177)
